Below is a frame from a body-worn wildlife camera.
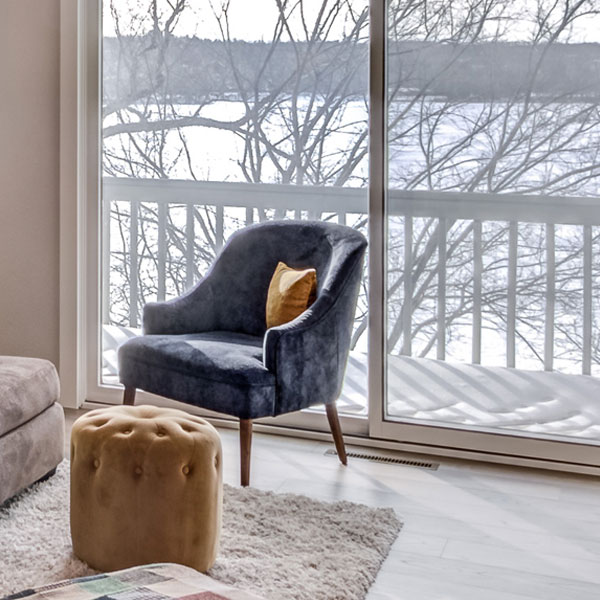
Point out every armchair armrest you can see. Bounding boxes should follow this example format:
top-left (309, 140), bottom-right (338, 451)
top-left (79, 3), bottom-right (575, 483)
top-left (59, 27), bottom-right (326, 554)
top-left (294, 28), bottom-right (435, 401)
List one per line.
top-left (263, 291), bottom-right (350, 414)
top-left (263, 293), bottom-right (332, 370)
top-left (143, 276), bottom-right (218, 335)
top-left (263, 245), bottom-right (364, 415)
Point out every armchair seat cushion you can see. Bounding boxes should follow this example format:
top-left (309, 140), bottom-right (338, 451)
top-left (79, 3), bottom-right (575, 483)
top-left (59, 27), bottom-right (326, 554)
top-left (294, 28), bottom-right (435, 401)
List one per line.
top-left (119, 331), bottom-right (276, 419)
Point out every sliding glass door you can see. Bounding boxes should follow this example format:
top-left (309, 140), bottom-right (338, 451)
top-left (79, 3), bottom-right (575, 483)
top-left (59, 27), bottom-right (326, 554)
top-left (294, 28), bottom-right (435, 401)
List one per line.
top-left (98, 0), bottom-right (369, 430)
top-left (378, 0), bottom-right (600, 461)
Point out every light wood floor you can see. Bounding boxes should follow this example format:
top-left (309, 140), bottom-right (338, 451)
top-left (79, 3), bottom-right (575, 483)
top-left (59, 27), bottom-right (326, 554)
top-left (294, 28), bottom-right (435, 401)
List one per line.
top-left (65, 409), bottom-right (600, 600)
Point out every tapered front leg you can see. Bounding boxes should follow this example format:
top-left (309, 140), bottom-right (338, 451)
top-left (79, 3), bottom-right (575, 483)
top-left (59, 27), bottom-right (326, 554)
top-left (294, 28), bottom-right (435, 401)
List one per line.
top-left (240, 419), bottom-right (253, 487)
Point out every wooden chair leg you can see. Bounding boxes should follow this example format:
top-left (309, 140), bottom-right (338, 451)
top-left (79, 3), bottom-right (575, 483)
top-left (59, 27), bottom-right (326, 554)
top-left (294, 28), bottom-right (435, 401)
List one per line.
top-left (240, 419), bottom-right (253, 487)
top-left (325, 402), bottom-right (347, 465)
top-left (123, 387), bottom-right (136, 406)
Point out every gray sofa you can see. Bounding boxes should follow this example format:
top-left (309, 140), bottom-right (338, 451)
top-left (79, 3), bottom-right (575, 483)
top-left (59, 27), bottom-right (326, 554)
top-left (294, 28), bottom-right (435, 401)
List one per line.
top-left (0, 356), bottom-right (64, 505)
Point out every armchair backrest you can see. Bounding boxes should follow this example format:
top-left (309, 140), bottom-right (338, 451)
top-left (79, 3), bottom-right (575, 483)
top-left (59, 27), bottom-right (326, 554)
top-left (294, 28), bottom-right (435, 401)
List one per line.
top-left (199, 220), bottom-right (367, 338)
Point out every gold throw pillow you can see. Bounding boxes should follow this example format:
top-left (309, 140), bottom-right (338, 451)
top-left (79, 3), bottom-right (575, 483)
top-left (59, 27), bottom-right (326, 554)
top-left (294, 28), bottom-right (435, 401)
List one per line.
top-left (266, 261), bottom-right (317, 328)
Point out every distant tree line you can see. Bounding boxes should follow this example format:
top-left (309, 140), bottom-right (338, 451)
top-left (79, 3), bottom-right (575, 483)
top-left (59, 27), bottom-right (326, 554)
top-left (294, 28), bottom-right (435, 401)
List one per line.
top-left (104, 36), bottom-right (600, 104)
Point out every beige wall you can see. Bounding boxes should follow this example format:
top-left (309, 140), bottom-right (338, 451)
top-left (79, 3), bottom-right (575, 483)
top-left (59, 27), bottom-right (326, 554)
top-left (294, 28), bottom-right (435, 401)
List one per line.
top-left (0, 0), bottom-right (61, 364)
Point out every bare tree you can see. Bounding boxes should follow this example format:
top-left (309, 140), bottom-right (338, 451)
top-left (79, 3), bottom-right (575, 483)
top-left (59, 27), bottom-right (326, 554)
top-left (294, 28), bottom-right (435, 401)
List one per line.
top-left (385, 0), bottom-right (600, 370)
top-left (103, 0), bottom-right (600, 373)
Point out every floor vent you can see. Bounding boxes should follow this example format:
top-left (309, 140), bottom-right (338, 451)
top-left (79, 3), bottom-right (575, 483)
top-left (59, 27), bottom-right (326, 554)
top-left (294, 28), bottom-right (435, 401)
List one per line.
top-left (325, 449), bottom-right (439, 470)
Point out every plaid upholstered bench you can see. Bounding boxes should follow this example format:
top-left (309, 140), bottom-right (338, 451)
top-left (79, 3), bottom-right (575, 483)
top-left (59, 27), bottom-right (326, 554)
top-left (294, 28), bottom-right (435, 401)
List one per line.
top-left (1, 564), bottom-right (265, 600)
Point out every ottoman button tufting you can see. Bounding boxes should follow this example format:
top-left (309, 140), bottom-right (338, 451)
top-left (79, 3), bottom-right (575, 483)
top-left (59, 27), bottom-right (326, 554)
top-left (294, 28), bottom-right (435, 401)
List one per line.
top-left (70, 405), bottom-right (223, 573)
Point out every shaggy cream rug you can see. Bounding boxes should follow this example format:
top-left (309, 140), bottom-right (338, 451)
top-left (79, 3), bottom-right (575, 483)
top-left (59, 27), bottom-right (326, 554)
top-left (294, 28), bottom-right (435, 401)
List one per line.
top-left (0, 462), bottom-right (401, 600)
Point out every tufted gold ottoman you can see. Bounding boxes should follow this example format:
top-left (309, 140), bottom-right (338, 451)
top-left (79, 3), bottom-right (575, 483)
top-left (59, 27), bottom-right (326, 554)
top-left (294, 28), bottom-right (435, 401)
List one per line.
top-left (70, 405), bottom-right (222, 573)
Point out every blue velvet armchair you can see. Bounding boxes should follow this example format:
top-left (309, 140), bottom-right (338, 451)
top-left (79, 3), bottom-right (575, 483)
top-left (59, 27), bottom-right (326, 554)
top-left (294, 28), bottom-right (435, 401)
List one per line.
top-left (118, 220), bottom-right (367, 485)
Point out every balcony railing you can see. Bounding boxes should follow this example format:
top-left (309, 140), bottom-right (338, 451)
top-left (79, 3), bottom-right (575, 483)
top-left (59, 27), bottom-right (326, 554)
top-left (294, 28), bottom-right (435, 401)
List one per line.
top-left (102, 176), bottom-right (600, 376)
